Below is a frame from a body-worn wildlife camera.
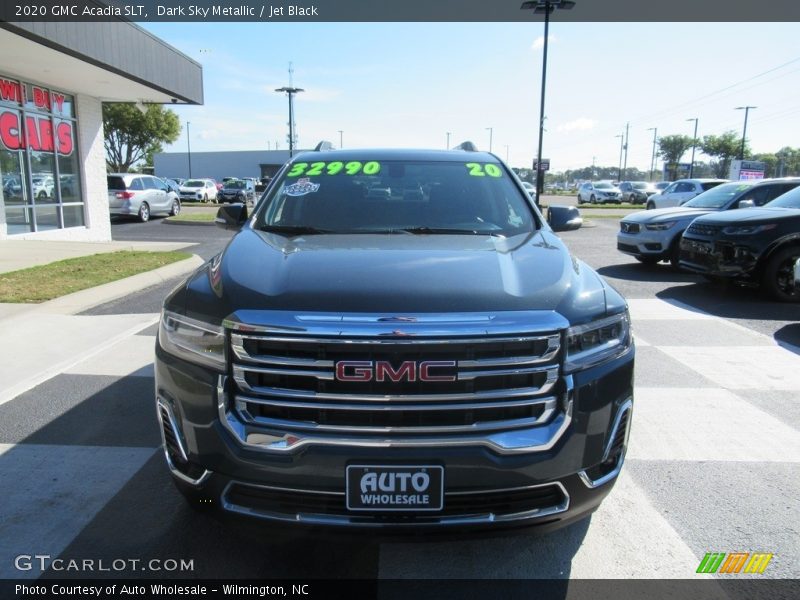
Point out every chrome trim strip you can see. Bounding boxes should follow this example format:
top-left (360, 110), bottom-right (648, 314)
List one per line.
top-left (230, 337), bottom-right (334, 367)
top-left (155, 397), bottom-right (212, 487)
top-left (458, 364), bottom-right (558, 381)
top-left (232, 375), bottom-right (551, 403)
top-left (229, 333), bottom-right (559, 346)
top-left (578, 398), bottom-right (633, 489)
top-left (237, 412), bottom-right (553, 435)
top-left (458, 335), bottom-right (560, 367)
top-left (220, 480), bottom-right (570, 526)
top-left (218, 376), bottom-right (574, 455)
top-left (234, 364), bottom-right (334, 381)
top-left (238, 394), bottom-right (556, 414)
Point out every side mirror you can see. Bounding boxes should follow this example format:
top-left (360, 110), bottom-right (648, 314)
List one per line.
top-left (738, 199), bottom-right (755, 209)
top-left (215, 203), bottom-right (248, 230)
top-left (547, 205), bottom-right (583, 232)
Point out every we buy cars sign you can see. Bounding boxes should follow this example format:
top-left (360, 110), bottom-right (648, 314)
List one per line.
top-left (0, 77), bottom-right (74, 155)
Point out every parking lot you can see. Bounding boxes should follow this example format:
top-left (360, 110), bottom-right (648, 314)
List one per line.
top-left (1, 211), bottom-right (798, 582)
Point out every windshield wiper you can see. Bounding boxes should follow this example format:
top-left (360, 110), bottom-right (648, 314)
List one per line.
top-left (394, 226), bottom-right (482, 235)
top-left (260, 225), bottom-right (332, 235)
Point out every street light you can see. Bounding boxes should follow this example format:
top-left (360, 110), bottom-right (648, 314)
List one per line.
top-left (521, 0), bottom-right (576, 206)
top-left (647, 127), bottom-right (658, 181)
top-left (504, 144), bottom-right (510, 164)
top-left (446, 132), bottom-right (451, 150)
top-left (186, 121), bottom-right (192, 178)
top-left (686, 118), bottom-right (698, 178)
top-left (275, 86), bottom-right (304, 157)
top-left (734, 106), bottom-right (756, 160)
top-left (615, 134), bottom-right (624, 182)
top-left (338, 130), bottom-right (343, 149)
top-left (485, 127), bottom-right (493, 152)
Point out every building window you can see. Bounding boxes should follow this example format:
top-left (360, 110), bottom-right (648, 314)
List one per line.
top-left (0, 74), bottom-right (83, 234)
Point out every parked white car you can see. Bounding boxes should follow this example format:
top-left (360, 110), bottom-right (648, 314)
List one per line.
top-left (577, 181), bottom-right (622, 204)
top-left (179, 178), bottom-right (218, 202)
top-left (646, 179), bottom-right (727, 210)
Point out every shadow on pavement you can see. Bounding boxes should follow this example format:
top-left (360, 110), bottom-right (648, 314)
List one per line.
top-left (774, 323), bottom-right (800, 355)
top-left (596, 262), bottom-right (700, 284)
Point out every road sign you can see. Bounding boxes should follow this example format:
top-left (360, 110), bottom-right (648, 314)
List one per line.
top-left (533, 158), bottom-right (550, 172)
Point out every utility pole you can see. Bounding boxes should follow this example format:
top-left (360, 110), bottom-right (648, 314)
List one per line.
top-left (338, 130), bottom-right (343, 149)
top-left (504, 145), bottom-right (510, 163)
top-left (186, 121), bottom-right (192, 178)
top-left (735, 106), bottom-right (756, 159)
top-left (615, 134), bottom-right (624, 182)
top-left (275, 62), bottom-right (304, 158)
top-left (622, 122), bottom-right (629, 181)
top-left (446, 132), bottom-right (451, 149)
top-left (486, 127), bottom-right (493, 152)
top-left (647, 127), bottom-right (658, 181)
top-left (686, 118), bottom-right (699, 178)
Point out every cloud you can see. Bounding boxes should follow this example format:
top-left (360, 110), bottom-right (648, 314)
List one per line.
top-left (531, 35), bottom-right (557, 51)
top-left (557, 118), bottom-right (597, 133)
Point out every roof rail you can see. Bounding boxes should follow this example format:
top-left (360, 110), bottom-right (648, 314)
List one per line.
top-left (452, 141), bottom-right (478, 152)
top-left (314, 141), bottom-right (335, 151)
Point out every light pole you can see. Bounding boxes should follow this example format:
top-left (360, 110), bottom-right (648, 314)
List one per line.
top-left (275, 86), bottom-right (304, 157)
top-left (615, 134), bottom-right (624, 182)
top-left (521, 0), bottom-right (576, 207)
top-left (486, 127), bottom-right (493, 152)
top-left (186, 121), bottom-right (192, 178)
top-left (735, 106), bottom-right (756, 159)
top-left (446, 132), bottom-right (451, 150)
top-left (338, 130), bottom-right (343, 149)
top-left (686, 118), bottom-right (698, 178)
top-left (504, 145), bottom-right (510, 163)
top-left (622, 121), bottom-right (629, 182)
top-left (647, 127), bottom-right (657, 181)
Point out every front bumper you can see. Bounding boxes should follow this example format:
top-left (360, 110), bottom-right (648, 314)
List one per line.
top-left (679, 236), bottom-right (759, 278)
top-left (617, 229), bottom-right (674, 259)
top-left (154, 342), bottom-right (634, 533)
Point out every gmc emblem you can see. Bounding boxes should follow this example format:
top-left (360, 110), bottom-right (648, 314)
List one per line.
top-left (335, 360), bottom-right (457, 382)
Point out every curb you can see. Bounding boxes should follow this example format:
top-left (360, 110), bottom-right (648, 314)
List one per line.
top-left (32, 254), bottom-right (205, 315)
top-left (164, 218), bottom-right (217, 227)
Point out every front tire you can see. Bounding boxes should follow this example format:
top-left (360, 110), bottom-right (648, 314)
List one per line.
top-left (590, 195), bottom-right (596, 204)
top-left (761, 247), bottom-right (800, 302)
top-left (646, 201), bottom-right (655, 210)
top-left (138, 202), bottom-right (150, 223)
top-left (170, 199), bottom-right (181, 216)
top-left (203, 193), bottom-right (208, 203)
top-left (635, 256), bottom-right (660, 265)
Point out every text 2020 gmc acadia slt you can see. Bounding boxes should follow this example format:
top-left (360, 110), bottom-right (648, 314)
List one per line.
top-left (154, 144), bottom-right (634, 533)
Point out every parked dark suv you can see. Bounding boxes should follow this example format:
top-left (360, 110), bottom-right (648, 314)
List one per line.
top-left (154, 144), bottom-right (634, 533)
top-left (680, 179), bottom-right (800, 301)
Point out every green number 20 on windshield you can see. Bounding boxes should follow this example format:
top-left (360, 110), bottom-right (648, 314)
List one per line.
top-left (286, 161), bottom-right (381, 178)
top-left (465, 163), bottom-right (503, 178)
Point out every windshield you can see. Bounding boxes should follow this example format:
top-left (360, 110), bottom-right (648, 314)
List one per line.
top-left (766, 186), bottom-right (800, 209)
top-left (632, 182), bottom-right (649, 189)
top-left (683, 182), bottom-right (754, 209)
top-left (256, 159), bottom-right (536, 236)
top-left (225, 181), bottom-right (246, 189)
top-left (595, 182), bottom-right (615, 190)
top-left (184, 179), bottom-right (204, 187)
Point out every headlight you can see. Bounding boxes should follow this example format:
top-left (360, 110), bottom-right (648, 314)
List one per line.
top-left (565, 312), bottom-right (631, 373)
top-left (645, 221), bottom-right (676, 231)
top-left (721, 224), bottom-right (776, 235)
top-left (158, 310), bottom-right (226, 369)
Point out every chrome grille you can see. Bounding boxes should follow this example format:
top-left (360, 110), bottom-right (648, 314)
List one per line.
top-left (620, 222), bottom-right (640, 234)
top-left (686, 223), bottom-right (721, 237)
top-left (228, 331), bottom-right (562, 436)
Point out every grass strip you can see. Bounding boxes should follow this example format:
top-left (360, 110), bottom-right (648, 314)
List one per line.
top-left (0, 251), bottom-right (192, 303)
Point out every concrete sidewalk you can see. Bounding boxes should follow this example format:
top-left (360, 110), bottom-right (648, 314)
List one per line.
top-left (0, 239), bottom-right (196, 274)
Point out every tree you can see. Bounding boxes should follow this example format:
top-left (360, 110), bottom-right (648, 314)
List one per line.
top-left (657, 134), bottom-right (694, 180)
top-left (103, 103), bottom-right (180, 172)
top-left (700, 131), bottom-right (747, 178)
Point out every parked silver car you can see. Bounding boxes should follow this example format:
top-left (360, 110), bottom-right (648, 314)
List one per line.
top-left (617, 179), bottom-right (800, 268)
top-left (577, 181), bottom-right (621, 204)
top-left (618, 181), bottom-right (660, 204)
top-left (646, 178), bottom-right (727, 210)
top-left (107, 173), bottom-right (181, 222)
top-left (179, 178), bottom-right (218, 202)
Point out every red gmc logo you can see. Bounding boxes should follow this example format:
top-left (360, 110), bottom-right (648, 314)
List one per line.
top-left (335, 360), bottom-right (457, 382)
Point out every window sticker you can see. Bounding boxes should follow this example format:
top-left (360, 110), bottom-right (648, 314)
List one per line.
top-left (284, 178), bottom-right (320, 197)
top-left (465, 163), bottom-right (503, 177)
top-left (286, 161), bottom-right (381, 178)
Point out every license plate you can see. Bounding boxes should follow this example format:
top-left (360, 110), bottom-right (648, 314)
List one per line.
top-left (346, 465), bottom-right (444, 512)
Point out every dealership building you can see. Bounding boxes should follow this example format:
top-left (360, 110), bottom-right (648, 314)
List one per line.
top-left (0, 21), bottom-right (202, 240)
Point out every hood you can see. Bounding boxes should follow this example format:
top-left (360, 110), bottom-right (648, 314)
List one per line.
top-left (180, 186), bottom-right (203, 191)
top-left (693, 207), bottom-right (800, 225)
top-left (179, 228), bottom-right (611, 324)
top-left (623, 206), bottom-right (716, 224)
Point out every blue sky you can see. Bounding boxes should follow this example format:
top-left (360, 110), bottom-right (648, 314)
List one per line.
top-left (143, 21), bottom-right (800, 173)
